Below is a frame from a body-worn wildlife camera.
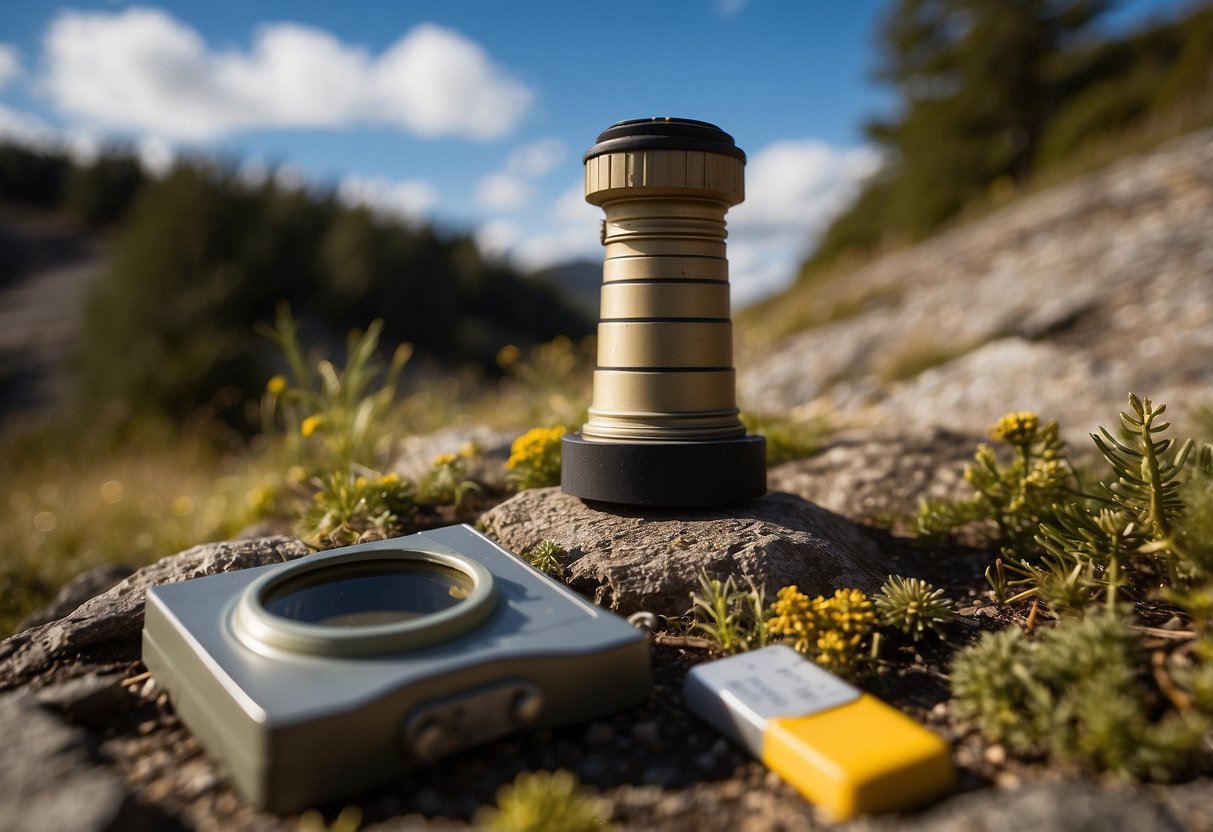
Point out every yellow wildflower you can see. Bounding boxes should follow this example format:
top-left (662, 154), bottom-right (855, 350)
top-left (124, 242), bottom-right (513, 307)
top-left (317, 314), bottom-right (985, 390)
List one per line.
top-left (355, 476), bottom-right (368, 489)
top-left (266, 374), bottom-right (288, 395)
top-left (496, 344), bottom-right (520, 370)
top-left (433, 452), bottom-right (458, 467)
top-left (990, 411), bottom-right (1040, 445)
top-left (769, 585), bottom-right (875, 676)
top-left (378, 472), bottom-right (401, 485)
top-left (301, 415), bottom-right (324, 437)
top-left (458, 441), bottom-right (477, 458)
top-left (506, 426), bottom-right (566, 490)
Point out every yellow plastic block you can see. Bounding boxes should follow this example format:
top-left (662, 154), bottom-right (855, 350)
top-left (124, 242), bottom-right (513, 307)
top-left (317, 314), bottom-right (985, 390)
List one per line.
top-left (763, 693), bottom-right (955, 821)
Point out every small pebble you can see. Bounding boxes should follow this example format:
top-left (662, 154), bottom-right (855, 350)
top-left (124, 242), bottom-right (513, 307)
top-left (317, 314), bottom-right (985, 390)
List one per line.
top-left (576, 756), bottom-right (609, 781)
top-left (179, 766), bottom-right (218, 798)
top-left (641, 766), bottom-right (680, 789)
top-left (584, 722), bottom-right (614, 746)
top-left (995, 771), bottom-right (1022, 790)
top-left (657, 792), bottom-right (693, 815)
top-left (984, 744), bottom-right (1007, 766)
top-left (411, 789), bottom-right (443, 814)
top-left (631, 721), bottom-right (662, 750)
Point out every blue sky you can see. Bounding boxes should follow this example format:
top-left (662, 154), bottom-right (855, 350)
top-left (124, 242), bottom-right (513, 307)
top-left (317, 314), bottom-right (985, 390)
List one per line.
top-left (0, 0), bottom-right (1193, 304)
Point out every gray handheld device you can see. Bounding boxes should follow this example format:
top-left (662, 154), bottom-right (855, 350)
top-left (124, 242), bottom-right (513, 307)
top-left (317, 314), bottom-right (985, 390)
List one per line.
top-left (142, 524), bottom-right (651, 812)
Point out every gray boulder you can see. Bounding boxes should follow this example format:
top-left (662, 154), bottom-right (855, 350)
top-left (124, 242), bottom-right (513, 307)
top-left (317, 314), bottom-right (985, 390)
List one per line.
top-left (479, 489), bottom-right (890, 615)
top-left (0, 693), bottom-right (163, 832)
top-left (17, 563), bottom-right (134, 631)
top-left (768, 428), bottom-right (980, 525)
top-left (0, 536), bottom-right (309, 692)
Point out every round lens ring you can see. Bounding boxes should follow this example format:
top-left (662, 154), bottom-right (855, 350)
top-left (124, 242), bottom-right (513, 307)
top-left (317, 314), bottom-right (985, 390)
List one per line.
top-left (261, 559), bottom-right (473, 628)
top-left (233, 549), bottom-right (496, 656)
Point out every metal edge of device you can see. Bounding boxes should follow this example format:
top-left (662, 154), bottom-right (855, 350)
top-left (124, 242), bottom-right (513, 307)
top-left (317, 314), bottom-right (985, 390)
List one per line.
top-left (232, 547), bottom-right (497, 657)
top-left (262, 641), bottom-right (652, 813)
top-left (143, 585), bottom-right (273, 806)
top-left (561, 433), bottom-right (766, 507)
top-left (142, 524), bottom-right (652, 813)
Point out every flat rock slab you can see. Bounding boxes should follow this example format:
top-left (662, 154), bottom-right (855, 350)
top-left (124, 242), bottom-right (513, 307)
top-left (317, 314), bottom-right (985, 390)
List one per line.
top-left (479, 489), bottom-right (891, 615)
top-left (851, 779), bottom-right (1187, 832)
top-left (768, 428), bottom-right (980, 526)
top-left (0, 536), bottom-right (309, 692)
top-left (0, 693), bottom-right (165, 832)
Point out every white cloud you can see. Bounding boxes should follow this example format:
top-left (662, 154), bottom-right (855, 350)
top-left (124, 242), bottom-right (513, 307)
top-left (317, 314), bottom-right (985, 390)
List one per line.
top-left (0, 45), bottom-right (20, 92)
top-left (42, 9), bottom-right (534, 141)
top-left (136, 135), bottom-right (174, 176)
top-left (473, 138), bottom-right (569, 212)
top-left (474, 172), bottom-right (533, 211)
top-left (731, 140), bottom-right (879, 239)
top-left (0, 102), bottom-right (108, 167)
top-left (475, 219), bottom-right (524, 260)
top-left (0, 104), bottom-right (55, 146)
top-left (726, 140), bottom-right (880, 303)
top-left (717, 0), bottom-right (749, 15)
top-left (512, 225), bottom-right (599, 273)
top-left (506, 137), bottom-right (567, 177)
top-left (551, 179), bottom-right (598, 224)
top-left (473, 178), bottom-right (599, 272)
top-left (338, 173), bottom-right (439, 222)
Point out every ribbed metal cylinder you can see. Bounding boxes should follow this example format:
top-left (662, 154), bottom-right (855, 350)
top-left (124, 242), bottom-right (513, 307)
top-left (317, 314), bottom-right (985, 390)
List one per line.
top-left (580, 120), bottom-right (747, 443)
top-left (562, 118), bottom-right (765, 508)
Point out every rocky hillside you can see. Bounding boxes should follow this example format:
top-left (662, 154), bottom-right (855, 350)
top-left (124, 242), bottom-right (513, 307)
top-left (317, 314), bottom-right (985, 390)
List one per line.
top-left (738, 128), bottom-right (1213, 445)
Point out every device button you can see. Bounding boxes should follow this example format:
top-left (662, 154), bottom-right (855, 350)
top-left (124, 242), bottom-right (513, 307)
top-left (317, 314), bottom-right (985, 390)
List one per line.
top-left (402, 680), bottom-right (543, 763)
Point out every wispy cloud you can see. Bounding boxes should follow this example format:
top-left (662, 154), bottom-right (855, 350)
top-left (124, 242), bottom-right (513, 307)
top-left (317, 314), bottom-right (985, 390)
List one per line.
top-left (474, 172), bottom-right (533, 211)
top-left (338, 174), bottom-right (440, 222)
top-left (42, 9), bottom-right (534, 141)
top-left (0, 44), bottom-right (20, 91)
top-left (505, 137), bottom-right (567, 177)
top-left (474, 136), bottom-right (568, 211)
top-left (476, 179), bottom-right (598, 271)
top-left (727, 140), bottom-right (879, 303)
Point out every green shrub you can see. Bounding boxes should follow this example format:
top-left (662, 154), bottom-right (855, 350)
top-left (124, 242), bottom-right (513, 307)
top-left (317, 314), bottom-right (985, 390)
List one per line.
top-left (873, 575), bottom-right (955, 640)
top-left (951, 608), bottom-right (1208, 780)
top-left (919, 396), bottom-right (1213, 610)
top-left (521, 540), bottom-right (568, 577)
top-left (689, 572), bottom-right (770, 655)
top-left (417, 447), bottom-right (481, 511)
top-left (740, 412), bottom-right (831, 465)
top-left (477, 770), bottom-right (613, 832)
top-left (917, 410), bottom-right (1073, 555)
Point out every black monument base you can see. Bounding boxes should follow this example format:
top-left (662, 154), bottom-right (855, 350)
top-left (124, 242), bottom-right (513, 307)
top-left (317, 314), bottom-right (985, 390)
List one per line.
top-left (560, 433), bottom-right (766, 508)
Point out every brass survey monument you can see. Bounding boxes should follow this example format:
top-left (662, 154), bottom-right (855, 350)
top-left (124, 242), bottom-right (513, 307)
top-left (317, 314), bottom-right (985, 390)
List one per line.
top-left (561, 117), bottom-right (766, 507)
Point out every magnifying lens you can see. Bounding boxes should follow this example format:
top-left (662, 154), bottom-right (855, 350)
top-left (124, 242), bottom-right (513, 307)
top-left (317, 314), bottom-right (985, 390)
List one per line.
top-left (233, 549), bottom-right (497, 656)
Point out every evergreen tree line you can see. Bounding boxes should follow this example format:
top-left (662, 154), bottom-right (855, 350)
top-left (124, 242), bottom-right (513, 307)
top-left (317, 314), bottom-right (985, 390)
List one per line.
top-left (0, 144), bottom-right (591, 423)
top-left (806, 0), bottom-right (1213, 273)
